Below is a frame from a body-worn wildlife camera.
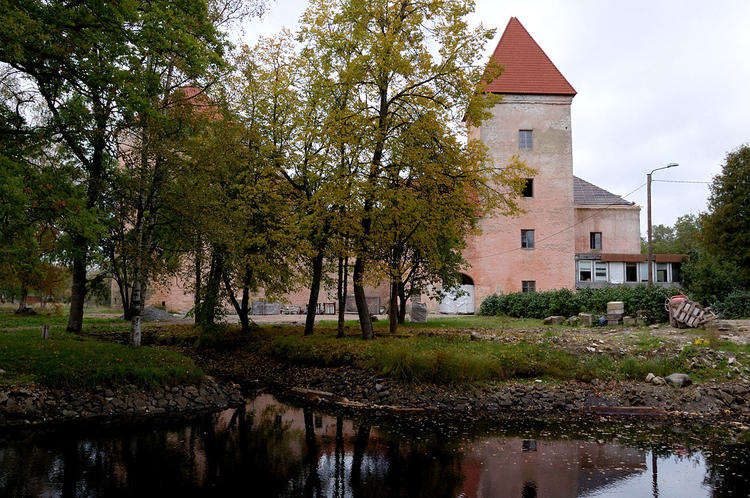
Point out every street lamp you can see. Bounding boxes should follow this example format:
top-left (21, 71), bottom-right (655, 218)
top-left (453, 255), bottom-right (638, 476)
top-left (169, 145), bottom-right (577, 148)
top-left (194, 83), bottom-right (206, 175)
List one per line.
top-left (647, 163), bottom-right (679, 285)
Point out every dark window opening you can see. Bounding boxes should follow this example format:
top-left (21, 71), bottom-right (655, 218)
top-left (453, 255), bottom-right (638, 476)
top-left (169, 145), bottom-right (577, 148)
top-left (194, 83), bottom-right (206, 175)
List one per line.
top-left (314, 415), bottom-right (323, 429)
top-left (521, 229), bottom-right (535, 249)
top-left (672, 263), bottom-right (682, 282)
top-left (460, 274), bottom-right (474, 285)
top-left (522, 178), bottom-right (534, 197)
top-left (522, 482), bottom-right (538, 498)
top-left (274, 414), bottom-right (282, 427)
top-left (590, 232), bottom-right (602, 250)
top-left (519, 129), bottom-right (533, 149)
top-left (626, 263), bottom-right (638, 282)
top-left (522, 281), bottom-right (536, 293)
top-left (522, 439), bottom-right (537, 452)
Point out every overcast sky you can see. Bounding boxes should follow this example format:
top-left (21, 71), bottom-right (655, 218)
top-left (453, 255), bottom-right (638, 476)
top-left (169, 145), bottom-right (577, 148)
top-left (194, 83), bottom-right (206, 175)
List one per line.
top-left (238, 0), bottom-right (750, 234)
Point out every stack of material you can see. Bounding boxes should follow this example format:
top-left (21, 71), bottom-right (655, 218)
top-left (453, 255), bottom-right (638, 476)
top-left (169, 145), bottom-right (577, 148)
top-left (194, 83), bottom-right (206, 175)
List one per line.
top-left (410, 302), bottom-right (428, 323)
top-left (666, 296), bottom-right (716, 328)
top-left (606, 301), bottom-right (624, 325)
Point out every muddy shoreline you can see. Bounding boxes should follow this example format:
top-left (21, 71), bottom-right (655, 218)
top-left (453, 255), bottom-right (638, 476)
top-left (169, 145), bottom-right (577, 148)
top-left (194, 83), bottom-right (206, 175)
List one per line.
top-left (189, 347), bottom-right (750, 425)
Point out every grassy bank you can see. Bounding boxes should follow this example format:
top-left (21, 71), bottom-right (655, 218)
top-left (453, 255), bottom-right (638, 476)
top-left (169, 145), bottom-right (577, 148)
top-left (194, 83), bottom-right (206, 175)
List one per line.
top-left (0, 308), bottom-right (125, 329)
top-left (257, 329), bottom-right (747, 384)
top-left (0, 328), bottom-right (203, 389)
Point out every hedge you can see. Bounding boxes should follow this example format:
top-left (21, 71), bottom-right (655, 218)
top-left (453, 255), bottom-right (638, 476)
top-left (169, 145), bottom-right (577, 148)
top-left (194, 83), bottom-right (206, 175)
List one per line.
top-left (479, 285), bottom-right (682, 322)
top-left (711, 289), bottom-right (750, 319)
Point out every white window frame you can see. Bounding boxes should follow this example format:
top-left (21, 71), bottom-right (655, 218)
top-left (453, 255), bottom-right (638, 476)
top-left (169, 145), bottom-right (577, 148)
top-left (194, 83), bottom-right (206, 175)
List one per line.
top-left (595, 262), bottom-right (607, 282)
top-left (578, 260), bottom-right (592, 282)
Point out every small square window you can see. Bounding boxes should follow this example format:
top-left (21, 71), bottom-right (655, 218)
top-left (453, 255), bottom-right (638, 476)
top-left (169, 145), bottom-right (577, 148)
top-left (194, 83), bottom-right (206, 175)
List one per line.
top-left (590, 232), bottom-right (602, 250)
top-left (519, 130), bottom-right (533, 149)
top-left (626, 263), bottom-right (638, 282)
top-left (522, 281), bottom-right (535, 293)
top-left (522, 178), bottom-right (534, 197)
top-left (578, 260), bottom-right (592, 282)
top-left (521, 229), bottom-right (534, 249)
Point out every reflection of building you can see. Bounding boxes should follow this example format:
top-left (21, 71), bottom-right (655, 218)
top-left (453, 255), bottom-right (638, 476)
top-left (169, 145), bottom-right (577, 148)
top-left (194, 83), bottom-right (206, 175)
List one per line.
top-left (460, 437), bottom-right (646, 497)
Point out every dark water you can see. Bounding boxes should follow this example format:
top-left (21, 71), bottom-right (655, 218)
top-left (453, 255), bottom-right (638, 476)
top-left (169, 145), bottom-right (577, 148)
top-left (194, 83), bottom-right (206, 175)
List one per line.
top-left (0, 394), bottom-right (748, 497)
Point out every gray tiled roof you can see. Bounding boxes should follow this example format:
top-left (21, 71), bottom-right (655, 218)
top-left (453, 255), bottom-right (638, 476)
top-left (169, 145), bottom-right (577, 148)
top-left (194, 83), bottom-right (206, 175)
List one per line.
top-left (573, 176), bottom-right (634, 206)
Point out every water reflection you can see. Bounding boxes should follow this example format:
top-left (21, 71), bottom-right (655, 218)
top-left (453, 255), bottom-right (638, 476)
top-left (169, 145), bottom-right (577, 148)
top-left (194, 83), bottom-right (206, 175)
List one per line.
top-left (0, 394), bottom-right (746, 496)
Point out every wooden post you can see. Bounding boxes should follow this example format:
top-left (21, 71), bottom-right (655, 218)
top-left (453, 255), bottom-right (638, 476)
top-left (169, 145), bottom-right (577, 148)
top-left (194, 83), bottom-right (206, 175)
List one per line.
top-left (41, 324), bottom-right (50, 339)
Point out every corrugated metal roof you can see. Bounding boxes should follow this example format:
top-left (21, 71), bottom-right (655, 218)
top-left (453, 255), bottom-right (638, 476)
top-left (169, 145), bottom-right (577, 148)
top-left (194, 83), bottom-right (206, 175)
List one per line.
top-left (484, 17), bottom-right (576, 96)
top-left (573, 176), bottom-right (634, 206)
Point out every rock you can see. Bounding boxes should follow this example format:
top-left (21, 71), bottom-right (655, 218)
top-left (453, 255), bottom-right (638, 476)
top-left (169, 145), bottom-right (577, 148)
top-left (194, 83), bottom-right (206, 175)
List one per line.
top-left (0, 369), bottom-right (5, 375)
top-left (623, 316), bottom-right (636, 326)
top-left (651, 376), bottom-right (666, 386)
top-left (410, 302), bottom-right (428, 323)
top-left (374, 383), bottom-right (385, 392)
top-left (567, 316), bottom-right (580, 326)
top-left (665, 373), bottom-right (692, 388)
top-left (141, 306), bottom-right (180, 322)
top-left (543, 316), bottom-right (565, 325)
top-left (578, 313), bottom-right (594, 326)
top-left (645, 373), bottom-right (655, 383)
top-left (649, 324), bottom-right (660, 329)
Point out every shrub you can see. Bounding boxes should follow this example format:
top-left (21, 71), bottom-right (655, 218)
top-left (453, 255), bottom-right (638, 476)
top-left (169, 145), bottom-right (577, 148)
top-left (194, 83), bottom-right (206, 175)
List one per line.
top-left (480, 285), bottom-right (681, 322)
top-left (712, 289), bottom-right (750, 318)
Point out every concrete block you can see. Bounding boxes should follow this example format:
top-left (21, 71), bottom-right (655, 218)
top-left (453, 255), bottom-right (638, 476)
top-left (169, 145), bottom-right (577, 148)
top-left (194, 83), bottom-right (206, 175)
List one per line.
top-left (623, 316), bottom-right (636, 326)
top-left (607, 301), bottom-right (625, 314)
top-left (578, 313), bottom-right (594, 326)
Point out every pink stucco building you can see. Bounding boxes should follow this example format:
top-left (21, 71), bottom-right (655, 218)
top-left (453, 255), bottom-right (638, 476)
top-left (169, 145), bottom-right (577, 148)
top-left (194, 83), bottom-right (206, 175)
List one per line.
top-left (441, 18), bottom-right (681, 313)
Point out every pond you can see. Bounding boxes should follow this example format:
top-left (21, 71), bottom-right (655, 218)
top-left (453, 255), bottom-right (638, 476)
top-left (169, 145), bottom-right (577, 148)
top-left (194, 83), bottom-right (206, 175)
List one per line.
top-left (0, 394), bottom-right (747, 497)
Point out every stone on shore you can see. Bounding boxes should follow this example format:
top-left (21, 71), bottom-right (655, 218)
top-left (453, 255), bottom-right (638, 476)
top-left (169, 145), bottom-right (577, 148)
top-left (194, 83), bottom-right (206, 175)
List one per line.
top-left (543, 316), bottom-right (565, 325)
top-left (410, 302), bottom-right (427, 323)
top-left (665, 373), bottom-right (692, 388)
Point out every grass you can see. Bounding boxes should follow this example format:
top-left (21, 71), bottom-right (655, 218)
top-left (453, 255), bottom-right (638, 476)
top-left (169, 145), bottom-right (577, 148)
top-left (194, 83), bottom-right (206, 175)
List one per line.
top-left (317, 315), bottom-right (547, 330)
top-left (239, 326), bottom-right (741, 385)
top-left (0, 309), bottom-right (125, 329)
top-left (0, 328), bottom-right (203, 389)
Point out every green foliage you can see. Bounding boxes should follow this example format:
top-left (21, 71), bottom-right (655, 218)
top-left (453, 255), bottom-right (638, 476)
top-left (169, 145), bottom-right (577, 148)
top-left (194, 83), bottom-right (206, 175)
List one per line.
top-left (0, 310), bottom-right (123, 329)
top-left (480, 285), bottom-right (681, 322)
top-left (712, 289), bottom-right (750, 319)
top-left (0, 328), bottom-right (203, 388)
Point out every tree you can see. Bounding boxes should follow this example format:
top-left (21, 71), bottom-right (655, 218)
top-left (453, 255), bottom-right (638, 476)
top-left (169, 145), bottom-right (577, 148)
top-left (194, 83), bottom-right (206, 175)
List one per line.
top-left (701, 145), bottom-right (750, 286)
top-left (641, 214), bottom-right (700, 255)
top-left (299, 0), bottom-right (529, 339)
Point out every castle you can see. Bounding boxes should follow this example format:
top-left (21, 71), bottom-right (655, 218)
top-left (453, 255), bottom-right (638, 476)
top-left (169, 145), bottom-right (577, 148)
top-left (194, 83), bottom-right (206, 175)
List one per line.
top-left (118, 18), bottom-right (681, 315)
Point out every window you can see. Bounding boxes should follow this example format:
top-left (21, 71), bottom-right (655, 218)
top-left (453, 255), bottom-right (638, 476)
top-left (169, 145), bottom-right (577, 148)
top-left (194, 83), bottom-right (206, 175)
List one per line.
top-left (522, 280), bottom-right (536, 293)
top-left (595, 262), bottom-right (607, 282)
top-left (626, 263), bottom-right (638, 282)
top-left (672, 263), bottom-right (682, 282)
top-left (521, 229), bottom-right (534, 249)
top-left (590, 232), bottom-right (602, 250)
top-left (522, 178), bottom-right (534, 197)
top-left (314, 415), bottom-right (323, 428)
top-left (639, 262), bottom-right (649, 282)
top-left (519, 129), bottom-right (533, 149)
top-left (656, 263), bottom-right (668, 283)
top-left (578, 260), bottom-right (592, 282)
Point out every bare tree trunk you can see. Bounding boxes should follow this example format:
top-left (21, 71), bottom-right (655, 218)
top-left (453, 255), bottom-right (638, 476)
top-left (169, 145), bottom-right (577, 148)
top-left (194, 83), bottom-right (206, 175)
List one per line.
top-left (202, 247), bottom-right (225, 327)
top-left (398, 281), bottom-right (407, 324)
top-left (194, 235), bottom-right (202, 317)
top-left (337, 256), bottom-right (348, 338)
top-left (304, 252), bottom-right (324, 336)
top-left (66, 241), bottom-right (88, 332)
top-left (130, 279), bottom-right (143, 347)
top-left (389, 278), bottom-right (399, 334)
top-left (353, 256), bottom-right (373, 340)
top-left (223, 266), bottom-right (255, 333)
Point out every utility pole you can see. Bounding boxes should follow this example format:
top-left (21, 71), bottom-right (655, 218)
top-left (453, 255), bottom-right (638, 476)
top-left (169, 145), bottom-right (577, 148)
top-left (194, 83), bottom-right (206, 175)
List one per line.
top-left (647, 163), bottom-right (678, 285)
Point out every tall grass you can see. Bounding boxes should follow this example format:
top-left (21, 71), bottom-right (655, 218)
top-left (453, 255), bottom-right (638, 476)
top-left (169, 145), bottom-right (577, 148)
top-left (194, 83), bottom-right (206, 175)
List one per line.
top-left (0, 328), bottom-right (203, 388)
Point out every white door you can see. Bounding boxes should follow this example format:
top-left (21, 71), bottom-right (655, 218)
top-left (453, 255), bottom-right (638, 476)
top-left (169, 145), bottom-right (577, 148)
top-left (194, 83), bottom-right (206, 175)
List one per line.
top-left (439, 285), bottom-right (475, 314)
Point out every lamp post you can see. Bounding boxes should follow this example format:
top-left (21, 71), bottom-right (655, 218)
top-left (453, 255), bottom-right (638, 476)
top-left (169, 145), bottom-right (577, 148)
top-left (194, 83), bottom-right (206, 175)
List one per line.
top-left (647, 163), bottom-right (679, 285)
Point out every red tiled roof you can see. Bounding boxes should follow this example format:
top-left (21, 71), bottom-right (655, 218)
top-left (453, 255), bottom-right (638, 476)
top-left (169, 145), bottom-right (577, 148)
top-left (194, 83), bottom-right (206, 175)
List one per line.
top-left (484, 17), bottom-right (576, 96)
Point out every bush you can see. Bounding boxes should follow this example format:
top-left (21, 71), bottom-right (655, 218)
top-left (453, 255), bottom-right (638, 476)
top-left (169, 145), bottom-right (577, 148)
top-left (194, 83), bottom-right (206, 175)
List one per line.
top-left (712, 289), bottom-right (750, 318)
top-left (480, 285), bottom-right (681, 322)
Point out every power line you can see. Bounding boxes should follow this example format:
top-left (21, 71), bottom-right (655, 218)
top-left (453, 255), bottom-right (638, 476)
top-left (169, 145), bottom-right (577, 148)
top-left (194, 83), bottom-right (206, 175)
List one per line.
top-left (473, 182), bottom-right (647, 260)
top-left (653, 179), bottom-right (711, 184)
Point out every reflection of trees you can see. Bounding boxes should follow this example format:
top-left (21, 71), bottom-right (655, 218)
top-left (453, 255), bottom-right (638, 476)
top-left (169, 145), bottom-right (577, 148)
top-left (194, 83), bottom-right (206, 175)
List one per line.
top-left (703, 444), bottom-right (750, 497)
